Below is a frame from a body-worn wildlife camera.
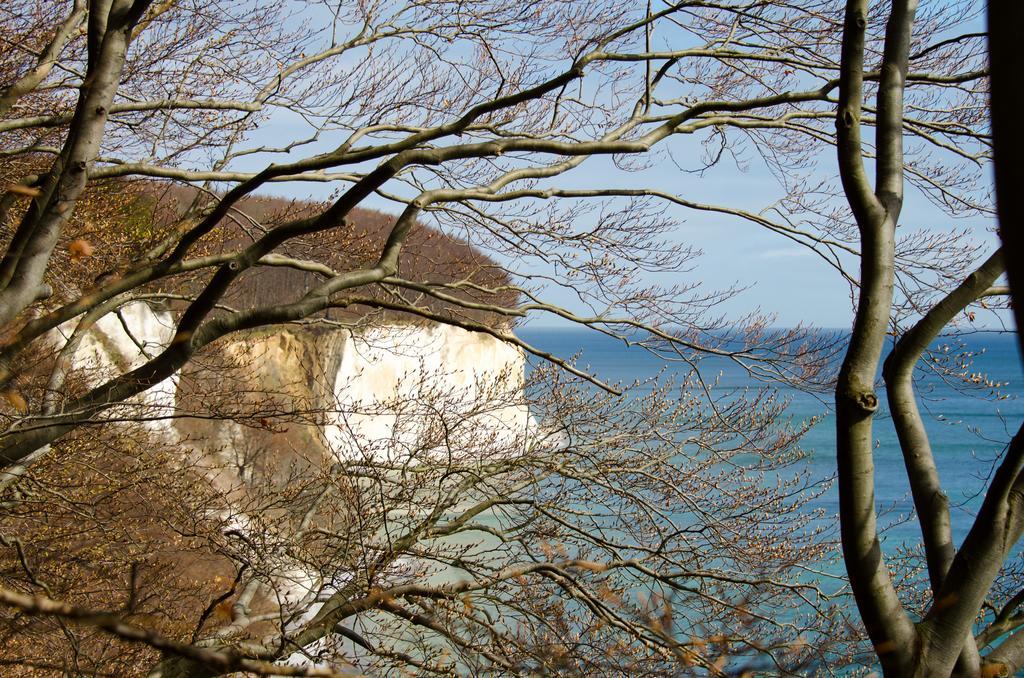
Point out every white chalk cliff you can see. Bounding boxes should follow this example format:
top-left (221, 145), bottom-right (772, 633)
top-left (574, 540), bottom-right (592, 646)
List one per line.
top-left (51, 301), bottom-right (179, 437)
top-left (48, 303), bottom-right (542, 660)
top-left (324, 323), bottom-right (533, 462)
top-left (56, 302), bottom-right (535, 468)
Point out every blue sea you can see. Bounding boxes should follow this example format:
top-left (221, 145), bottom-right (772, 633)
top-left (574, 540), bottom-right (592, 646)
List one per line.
top-left (519, 327), bottom-right (1024, 557)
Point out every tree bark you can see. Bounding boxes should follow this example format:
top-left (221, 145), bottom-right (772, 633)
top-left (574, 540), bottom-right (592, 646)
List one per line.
top-left (987, 2), bottom-right (1024, 356)
top-left (835, 1), bottom-right (919, 673)
top-left (0, 0), bottom-right (153, 326)
top-left (882, 251), bottom-right (1004, 675)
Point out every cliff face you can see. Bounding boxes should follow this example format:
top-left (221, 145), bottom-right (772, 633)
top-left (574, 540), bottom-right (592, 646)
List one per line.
top-left (58, 303), bottom-right (533, 481)
top-left (323, 323), bottom-right (532, 463)
top-left (48, 304), bottom-right (535, 627)
top-left (51, 301), bottom-right (179, 438)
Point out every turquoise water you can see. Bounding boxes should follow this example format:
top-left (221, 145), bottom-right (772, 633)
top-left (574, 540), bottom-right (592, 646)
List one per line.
top-left (519, 327), bottom-right (1024, 557)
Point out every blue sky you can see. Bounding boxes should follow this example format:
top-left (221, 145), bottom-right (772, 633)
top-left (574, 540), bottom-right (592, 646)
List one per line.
top-left (230, 4), bottom-right (1000, 332)
top-left (246, 124), bottom-right (1000, 330)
